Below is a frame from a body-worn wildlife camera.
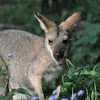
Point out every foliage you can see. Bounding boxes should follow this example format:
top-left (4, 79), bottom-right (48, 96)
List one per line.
top-left (61, 60), bottom-right (100, 100)
top-left (71, 23), bottom-right (100, 66)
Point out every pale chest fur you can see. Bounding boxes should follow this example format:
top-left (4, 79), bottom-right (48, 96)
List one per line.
top-left (42, 63), bottom-right (63, 84)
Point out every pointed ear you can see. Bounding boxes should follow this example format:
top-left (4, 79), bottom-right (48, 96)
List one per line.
top-left (34, 12), bottom-right (55, 33)
top-left (59, 12), bottom-right (81, 31)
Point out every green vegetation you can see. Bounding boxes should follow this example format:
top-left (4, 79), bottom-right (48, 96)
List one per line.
top-left (0, 0), bottom-right (100, 99)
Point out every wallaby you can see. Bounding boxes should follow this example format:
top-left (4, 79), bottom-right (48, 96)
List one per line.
top-left (0, 12), bottom-right (81, 100)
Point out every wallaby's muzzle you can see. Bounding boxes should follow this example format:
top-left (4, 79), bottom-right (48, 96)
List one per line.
top-left (53, 44), bottom-right (66, 61)
top-left (54, 50), bottom-right (64, 61)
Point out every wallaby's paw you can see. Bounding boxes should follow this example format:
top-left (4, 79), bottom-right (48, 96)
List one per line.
top-left (54, 85), bottom-right (61, 99)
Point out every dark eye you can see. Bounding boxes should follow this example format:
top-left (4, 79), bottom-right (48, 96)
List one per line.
top-left (62, 39), bottom-right (68, 44)
top-left (48, 40), bottom-right (53, 45)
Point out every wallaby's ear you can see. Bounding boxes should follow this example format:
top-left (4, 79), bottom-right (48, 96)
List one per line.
top-left (34, 12), bottom-right (55, 33)
top-left (59, 12), bottom-right (81, 31)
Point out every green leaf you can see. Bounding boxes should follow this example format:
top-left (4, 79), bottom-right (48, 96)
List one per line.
top-left (0, 96), bottom-right (8, 100)
top-left (91, 91), bottom-right (94, 100)
top-left (0, 64), bottom-right (3, 71)
top-left (67, 70), bottom-right (73, 79)
top-left (80, 68), bottom-right (96, 76)
top-left (86, 78), bottom-right (95, 87)
top-left (6, 88), bottom-right (31, 99)
top-left (80, 69), bottom-right (90, 75)
top-left (16, 88), bottom-right (32, 96)
top-left (7, 89), bottom-right (16, 99)
top-left (90, 70), bottom-right (96, 76)
top-left (63, 82), bottom-right (73, 88)
top-left (66, 59), bottom-right (74, 68)
top-left (0, 70), bottom-right (6, 76)
top-left (0, 83), bottom-right (7, 88)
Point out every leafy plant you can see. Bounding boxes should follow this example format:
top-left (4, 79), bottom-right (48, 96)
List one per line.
top-left (61, 59), bottom-right (100, 100)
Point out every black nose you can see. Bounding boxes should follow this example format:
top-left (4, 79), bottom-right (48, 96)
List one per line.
top-left (54, 51), bottom-right (64, 61)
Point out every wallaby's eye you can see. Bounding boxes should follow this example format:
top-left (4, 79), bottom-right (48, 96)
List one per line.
top-left (48, 40), bottom-right (53, 45)
top-left (62, 39), bottom-right (68, 44)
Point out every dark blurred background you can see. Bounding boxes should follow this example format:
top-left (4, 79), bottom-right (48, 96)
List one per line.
top-left (0, 0), bottom-right (100, 99)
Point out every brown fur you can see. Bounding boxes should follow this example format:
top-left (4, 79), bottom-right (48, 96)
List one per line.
top-left (35, 12), bottom-right (55, 30)
top-left (60, 12), bottom-right (81, 30)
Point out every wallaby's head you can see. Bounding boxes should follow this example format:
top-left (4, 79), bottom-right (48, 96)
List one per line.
top-left (34, 12), bottom-right (81, 62)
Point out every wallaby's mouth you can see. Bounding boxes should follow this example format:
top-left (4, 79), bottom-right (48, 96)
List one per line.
top-left (54, 51), bottom-right (64, 61)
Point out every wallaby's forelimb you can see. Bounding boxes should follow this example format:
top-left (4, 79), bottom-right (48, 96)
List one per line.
top-left (30, 75), bottom-right (44, 100)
